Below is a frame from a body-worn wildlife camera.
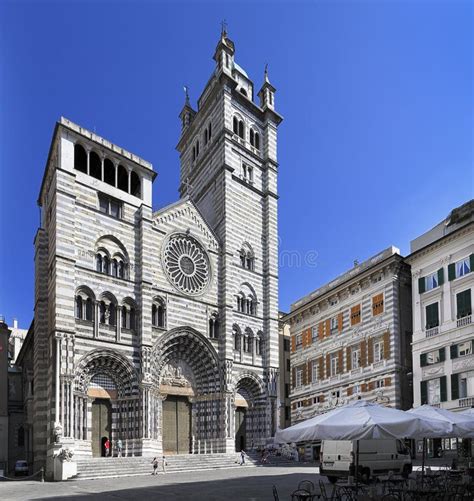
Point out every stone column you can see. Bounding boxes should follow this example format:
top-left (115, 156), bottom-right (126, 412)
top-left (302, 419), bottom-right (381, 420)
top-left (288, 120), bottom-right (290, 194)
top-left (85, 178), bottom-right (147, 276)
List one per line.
top-left (116, 306), bottom-right (122, 342)
top-left (55, 334), bottom-right (62, 431)
top-left (94, 301), bottom-right (99, 338)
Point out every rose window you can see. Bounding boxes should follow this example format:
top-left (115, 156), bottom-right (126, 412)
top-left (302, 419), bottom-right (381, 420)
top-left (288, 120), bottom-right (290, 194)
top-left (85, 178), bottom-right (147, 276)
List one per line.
top-left (163, 234), bottom-right (210, 295)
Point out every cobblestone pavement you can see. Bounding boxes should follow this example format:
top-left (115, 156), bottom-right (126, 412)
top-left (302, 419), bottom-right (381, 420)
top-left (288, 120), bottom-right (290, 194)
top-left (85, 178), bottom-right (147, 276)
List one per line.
top-left (0, 465), bottom-right (320, 500)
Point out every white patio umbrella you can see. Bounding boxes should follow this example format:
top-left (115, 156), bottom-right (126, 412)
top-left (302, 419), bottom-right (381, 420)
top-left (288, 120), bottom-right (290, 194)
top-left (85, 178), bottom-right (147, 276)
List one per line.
top-left (408, 405), bottom-right (474, 438)
top-left (275, 400), bottom-right (449, 443)
top-left (275, 400), bottom-right (449, 491)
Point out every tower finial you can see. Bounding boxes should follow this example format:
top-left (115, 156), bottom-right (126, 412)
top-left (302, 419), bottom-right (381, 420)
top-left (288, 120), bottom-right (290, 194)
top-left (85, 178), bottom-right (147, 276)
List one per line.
top-left (264, 63), bottom-right (270, 83)
top-left (183, 85), bottom-right (190, 105)
top-left (221, 19), bottom-right (228, 37)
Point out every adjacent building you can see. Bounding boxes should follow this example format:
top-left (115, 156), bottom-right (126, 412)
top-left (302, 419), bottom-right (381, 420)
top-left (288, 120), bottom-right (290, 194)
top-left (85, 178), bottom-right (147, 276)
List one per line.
top-left (20, 29), bottom-right (282, 478)
top-left (286, 246), bottom-right (413, 432)
top-left (407, 200), bottom-right (474, 412)
top-left (278, 312), bottom-right (291, 429)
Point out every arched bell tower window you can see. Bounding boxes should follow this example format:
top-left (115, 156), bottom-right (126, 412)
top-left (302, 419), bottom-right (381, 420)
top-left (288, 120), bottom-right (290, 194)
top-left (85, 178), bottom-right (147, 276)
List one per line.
top-left (89, 151), bottom-right (102, 180)
top-left (130, 171), bottom-right (141, 198)
top-left (117, 164), bottom-right (128, 192)
top-left (104, 158), bottom-right (115, 186)
top-left (238, 120), bottom-right (244, 139)
top-left (74, 144), bottom-right (87, 173)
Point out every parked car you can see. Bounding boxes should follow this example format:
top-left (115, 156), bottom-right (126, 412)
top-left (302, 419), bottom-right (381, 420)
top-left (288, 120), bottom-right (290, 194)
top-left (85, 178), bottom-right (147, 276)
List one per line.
top-left (14, 460), bottom-right (29, 476)
top-left (320, 439), bottom-right (412, 483)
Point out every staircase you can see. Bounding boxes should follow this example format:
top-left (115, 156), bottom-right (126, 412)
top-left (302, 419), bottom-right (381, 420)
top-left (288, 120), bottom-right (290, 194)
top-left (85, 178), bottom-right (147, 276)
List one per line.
top-left (75, 453), bottom-right (249, 480)
top-left (75, 451), bottom-right (303, 480)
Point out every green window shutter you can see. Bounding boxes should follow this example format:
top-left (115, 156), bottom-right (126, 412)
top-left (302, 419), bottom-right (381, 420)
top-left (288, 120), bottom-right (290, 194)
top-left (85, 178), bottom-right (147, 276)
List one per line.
top-left (418, 277), bottom-right (426, 294)
top-left (440, 376), bottom-right (447, 402)
top-left (437, 268), bottom-right (444, 285)
top-left (448, 263), bottom-right (456, 281)
top-left (457, 289), bottom-right (472, 318)
top-left (426, 303), bottom-right (439, 329)
top-left (420, 381), bottom-right (428, 405)
top-left (470, 253), bottom-right (474, 273)
top-left (439, 347), bottom-right (446, 362)
top-left (420, 353), bottom-right (427, 367)
top-left (450, 344), bottom-right (458, 359)
top-left (451, 374), bottom-right (459, 401)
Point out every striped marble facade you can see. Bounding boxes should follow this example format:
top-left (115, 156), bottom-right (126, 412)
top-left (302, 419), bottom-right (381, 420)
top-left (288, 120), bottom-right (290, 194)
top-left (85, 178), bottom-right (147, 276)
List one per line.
top-left (27, 31), bottom-right (282, 476)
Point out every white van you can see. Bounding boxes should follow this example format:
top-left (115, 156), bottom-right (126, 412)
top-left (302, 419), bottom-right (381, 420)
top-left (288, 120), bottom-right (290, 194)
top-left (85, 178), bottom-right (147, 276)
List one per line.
top-left (320, 439), bottom-right (412, 483)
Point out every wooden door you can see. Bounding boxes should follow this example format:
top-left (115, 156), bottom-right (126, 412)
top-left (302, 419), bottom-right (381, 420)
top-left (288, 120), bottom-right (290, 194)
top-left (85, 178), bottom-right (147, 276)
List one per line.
top-left (91, 398), bottom-right (111, 457)
top-left (235, 407), bottom-right (246, 452)
top-left (162, 396), bottom-right (191, 454)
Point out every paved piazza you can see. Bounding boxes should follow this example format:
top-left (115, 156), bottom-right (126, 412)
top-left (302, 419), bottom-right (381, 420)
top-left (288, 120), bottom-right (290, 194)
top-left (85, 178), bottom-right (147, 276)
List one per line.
top-left (0, 466), bottom-right (318, 500)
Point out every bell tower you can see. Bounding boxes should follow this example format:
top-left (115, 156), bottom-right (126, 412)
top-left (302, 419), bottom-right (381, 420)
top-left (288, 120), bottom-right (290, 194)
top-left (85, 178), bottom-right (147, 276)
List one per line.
top-left (176, 29), bottom-right (283, 449)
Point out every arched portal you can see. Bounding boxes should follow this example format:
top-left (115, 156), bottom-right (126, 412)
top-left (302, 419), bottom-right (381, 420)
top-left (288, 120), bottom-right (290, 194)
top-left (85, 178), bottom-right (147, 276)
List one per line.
top-left (152, 327), bottom-right (222, 454)
top-left (74, 349), bottom-right (139, 457)
top-left (234, 374), bottom-right (266, 452)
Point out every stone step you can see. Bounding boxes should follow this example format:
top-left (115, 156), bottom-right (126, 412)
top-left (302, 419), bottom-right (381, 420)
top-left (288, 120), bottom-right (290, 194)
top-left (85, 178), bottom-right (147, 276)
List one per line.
top-left (75, 454), bottom-right (256, 480)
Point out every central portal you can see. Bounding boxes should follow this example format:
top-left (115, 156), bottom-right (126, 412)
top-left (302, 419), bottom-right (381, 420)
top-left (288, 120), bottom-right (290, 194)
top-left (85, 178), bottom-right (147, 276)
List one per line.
top-left (162, 395), bottom-right (191, 454)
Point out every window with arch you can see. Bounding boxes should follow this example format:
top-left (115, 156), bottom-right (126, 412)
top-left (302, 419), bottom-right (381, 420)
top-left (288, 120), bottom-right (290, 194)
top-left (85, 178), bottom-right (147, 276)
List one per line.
top-left (130, 171), bottom-right (141, 198)
top-left (121, 301), bottom-right (136, 331)
top-left (209, 313), bottom-right (219, 339)
top-left (236, 284), bottom-right (258, 316)
top-left (74, 144), bottom-right (87, 173)
top-left (75, 288), bottom-right (94, 322)
top-left (250, 129), bottom-right (260, 150)
top-left (117, 164), bottom-right (128, 192)
top-left (99, 295), bottom-right (117, 327)
top-left (103, 158), bottom-right (115, 186)
top-left (233, 329), bottom-right (241, 351)
top-left (240, 245), bottom-right (254, 271)
top-left (233, 116), bottom-right (245, 140)
top-left (89, 151), bottom-right (102, 180)
top-left (152, 298), bottom-right (166, 328)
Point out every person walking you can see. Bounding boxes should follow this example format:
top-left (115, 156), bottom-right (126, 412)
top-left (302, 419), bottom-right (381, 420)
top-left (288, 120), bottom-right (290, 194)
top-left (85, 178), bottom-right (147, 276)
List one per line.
top-left (151, 457), bottom-right (159, 475)
top-left (117, 438), bottom-right (123, 458)
top-left (240, 449), bottom-right (246, 465)
top-left (104, 438), bottom-right (110, 457)
top-left (162, 455), bottom-right (167, 473)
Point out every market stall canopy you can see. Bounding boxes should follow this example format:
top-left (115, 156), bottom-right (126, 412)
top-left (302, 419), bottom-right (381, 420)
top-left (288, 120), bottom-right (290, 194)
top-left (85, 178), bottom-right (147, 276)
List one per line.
top-left (408, 405), bottom-right (474, 438)
top-left (275, 400), bottom-right (449, 443)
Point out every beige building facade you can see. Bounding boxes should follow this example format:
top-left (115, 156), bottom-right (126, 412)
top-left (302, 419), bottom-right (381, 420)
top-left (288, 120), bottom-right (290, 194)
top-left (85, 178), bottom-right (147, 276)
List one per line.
top-left (287, 247), bottom-right (413, 427)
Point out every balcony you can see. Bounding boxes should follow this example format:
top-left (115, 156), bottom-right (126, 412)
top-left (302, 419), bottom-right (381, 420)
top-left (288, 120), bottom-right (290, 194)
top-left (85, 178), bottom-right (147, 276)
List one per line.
top-left (373, 360), bottom-right (385, 369)
top-left (457, 315), bottom-right (472, 328)
top-left (425, 326), bottom-right (439, 338)
top-left (459, 396), bottom-right (474, 408)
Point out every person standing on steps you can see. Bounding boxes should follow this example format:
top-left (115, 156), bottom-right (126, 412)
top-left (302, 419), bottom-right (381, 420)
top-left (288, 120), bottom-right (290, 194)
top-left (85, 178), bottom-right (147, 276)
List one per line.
top-left (117, 438), bottom-right (123, 457)
top-left (104, 438), bottom-right (110, 457)
top-left (240, 449), bottom-right (246, 465)
top-left (151, 457), bottom-right (159, 475)
top-left (162, 455), bottom-right (167, 473)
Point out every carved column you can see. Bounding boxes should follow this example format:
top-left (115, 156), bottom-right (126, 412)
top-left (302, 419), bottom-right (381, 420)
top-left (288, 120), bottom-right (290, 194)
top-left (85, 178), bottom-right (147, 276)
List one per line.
top-left (94, 301), bottom-right (99, 338)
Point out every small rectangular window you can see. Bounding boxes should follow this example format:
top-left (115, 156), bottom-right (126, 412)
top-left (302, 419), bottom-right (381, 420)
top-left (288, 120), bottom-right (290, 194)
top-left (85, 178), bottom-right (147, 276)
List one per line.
top-left (425, 302), bottom-right (439, 329)
top-left (456, 289), bottom-right (472, 319)
top-left (458, 341), bottom-right (472, 357)
top-left (296, 368), bottom-right (303, 387)
top-left (98, 193), bottom-right (122, 219)
top-left (372, 294), bottom-right (384, 316)
top-left (330, 353), bottom-right (338, 376)
top-left (296, 333), bottom-right (302, 347)
top-left (373, 339), bottom-right (384, 363)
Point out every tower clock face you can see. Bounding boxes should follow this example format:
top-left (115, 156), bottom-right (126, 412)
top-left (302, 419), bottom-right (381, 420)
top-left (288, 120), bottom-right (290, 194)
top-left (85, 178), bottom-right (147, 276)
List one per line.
top-left (162, 234), bottom-right (211, 296)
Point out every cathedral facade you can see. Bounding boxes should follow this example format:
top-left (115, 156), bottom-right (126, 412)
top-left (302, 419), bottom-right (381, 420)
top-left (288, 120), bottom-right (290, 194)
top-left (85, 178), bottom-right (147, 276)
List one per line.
top-left (28, 31), bottom-right (282, 474)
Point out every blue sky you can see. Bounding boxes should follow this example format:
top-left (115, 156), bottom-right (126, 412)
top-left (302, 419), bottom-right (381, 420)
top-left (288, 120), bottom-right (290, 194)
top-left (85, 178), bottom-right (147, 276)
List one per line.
top-left (0, 0), bottom-right (472, 328)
